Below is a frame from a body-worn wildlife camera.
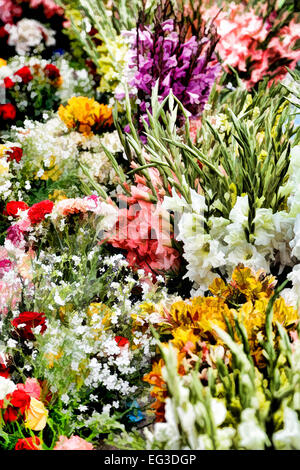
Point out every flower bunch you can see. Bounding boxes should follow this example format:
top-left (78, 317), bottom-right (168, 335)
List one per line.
top-left (202, 2), bottom-right (300, 88)
top-left (28, 0), bottom-right (64, 19)
top-left (0, 57), bottom-right (63, 128)
top-left (144, 295), bottom-right (300, 450)
top-left (0, 0), bottom-right (63, 25)
top-left (0, 377), bottom-right (48, 431)
top-left (121, 0), bottom-right (220, 124)
top-left (58, 96), bottom-right (113, 135)
top-left (97, 35), bottom-right (132, 94)
top-left (5, 115), bottom-right (122, 196)
top-left (108, 169), bottom-right (180, 278)
top-left (0, 0), bottom-right (22, 25)
top-left (142, 265), bottom-right (298, 421)
top-left (113, 79), bottom-right (298, 294)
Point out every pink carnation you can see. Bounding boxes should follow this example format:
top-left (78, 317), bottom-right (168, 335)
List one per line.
top-left (17, 378), bottom-right (41, 400)
top-left (6, 224), bottom-right (25, 247)
top-left (54, 436), bottom-right (93, 450)
top-left (53, 198), bottom-right (89, 217)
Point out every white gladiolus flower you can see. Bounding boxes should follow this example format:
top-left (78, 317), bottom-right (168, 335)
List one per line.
top-left (228, 195), bottom-right (249, 225)
top-left (238, 409), bottom-right (269, 450)
top-left (211, 399), bottom-right (227, 426)
top-left (273, 408), bottom-right (300, 450)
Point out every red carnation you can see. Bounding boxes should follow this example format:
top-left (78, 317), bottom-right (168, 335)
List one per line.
top-left (3, 388), bottom-right (31, 423)
top-left (14, 66), bottom-right (33, 84)
top-left (44, 64), bottom-right (60, 80)
top-left (11, 311), bottom-right (47, 341)
top-left (3, 77), bottom-right (15, 89)
top-left (9, 389), bottom-right (31, 414)
top-left (28, 200), bottom-right (54, 225)
top-left (0, 103), bottom-right (16, 120)
top-left (5, 201), bottom-right (29, 217)
top-left (15, 437), bottom-right (42, 450)
top-left (3, 406), bottom-right (19, 423)
top-left (115, 336), bottom-right (130, 347)
top-left (7, 146), bottom-right (23, 163)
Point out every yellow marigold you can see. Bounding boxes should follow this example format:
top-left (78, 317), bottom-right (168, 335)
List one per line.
top-left (58, 96), bottom-right (113, 135)
top-left (0, 59), bottom-right (7, 68)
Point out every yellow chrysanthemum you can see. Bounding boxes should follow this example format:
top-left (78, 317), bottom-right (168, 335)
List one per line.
top-left (58, 96), bottom-right (113, 135)
top-left (0, 58), bottom-right (7, 68)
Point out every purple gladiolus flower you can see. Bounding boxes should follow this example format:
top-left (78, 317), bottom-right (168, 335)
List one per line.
top-left (122, 4), bottom-right (220, 131)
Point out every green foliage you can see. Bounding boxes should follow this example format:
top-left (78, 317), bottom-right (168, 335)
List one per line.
top-left (109, 75), bottom-right (299, 222)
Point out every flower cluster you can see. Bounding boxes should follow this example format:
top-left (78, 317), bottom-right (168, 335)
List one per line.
top-left (4, 19), bottom-right (56, 56)
top-left (0, 0), bottom-right (299, 452)
top-left (0, 59), bottom-right (63, 127)
top-left (58, 96), bottom-right (114, 135)
top-left (122, 4), bottom-right (220, 124)
top-left (0, 376), bottom-right (48, 431)
top-left (142, 265), bottom-right (298, 421)
top-left (0, 112), bottom-right (122, 206)
top-left (109, 169), bottom-right (180, 277)
top-left (203, 2), bottom-right (300, 87)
